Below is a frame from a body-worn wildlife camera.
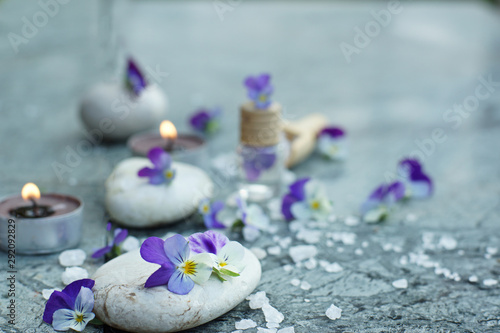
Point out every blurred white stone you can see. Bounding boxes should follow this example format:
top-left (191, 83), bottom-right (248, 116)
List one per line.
top-left (289, 245), bottom-right (317, 263)
top-left (325, 304), bottom-right (342, 320)
top-left (58, 249), bottom-right (86, 267)
top-left (235, 319), bottom-right (257, 330)
top-left (392, 279), bottom-right (408, 289)
top-left (122, 236), bottom-right (140, 252)
top-left (247, 291), bottom-right (270, 309)
top-left (62, 267), bottom-right (89, 285)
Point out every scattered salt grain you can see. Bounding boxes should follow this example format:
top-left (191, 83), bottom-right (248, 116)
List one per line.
top-left (330, 232), bottom-right (356, 245)
top-left (42, 288), bottom-right (60, 300)
top-left (262, 304), bottom-right (284, 324)
top-left (279, 237), bottom-right (292, 249)
top-left (325, 304), bottom-right (342, 320)
top-left (278, 327), bottom-right (295, 333)
top-left (438, 236), bottom-right (457, 250)
top-left (296, 229), bottom-right (321, 244)
top-left (235, 319), bottom-right (257, 330)
top-left (392, 245), bottom-right (403, 253)
top-left (251, 247), bottom-right (268, 260)
top-left (337, 247), bottom-right (344, 253)
top-left (354, 248), bottom-right (363, 256)
top-left (344, 216), bottom-right (359, 226)
top-left (268, 198), bottom-right (284, 220)
top-left (290, 278), bottom-right (301, 287)
top-left (304, 299), bottom-right (310, 303)
top-left (268, 246), bottom-right (282, 256)
top-left (289, 221), bottom-right (303, 232)
top-left (327, 215), bottom-right (337, 223)
top-left (122, 236), bottom-right (140, 252)
top-left (231, 331), bottom-right (243, 333)
top-left (62, 267), bottom-right (89, 285)
top-left (457, 250), bottom-right (465, 256)
top-left (324, 262), bottom-right (343, 273)
top-left (243, 226), bottom-right (260, 242)
top-left (304, 258), bottom-right (317, 270)
top-left (486, 247), bottom-right (498, 255)
top-left (258, 328), bottom-right (277, 333)
top-left (405, 213), bottom-right (417, 222)
top-left (483, 279), bottom-right (498, 286)
top-left (289, 245), bottom-right (317, 263)
top-left (392, 279), bottom-right (408, 289)
top-left (267, 322), bottom-right (280, 329)
top-left (58, 249), bottom-right (86, 267)
top-left (247, 291), bottom-right (270, 309)
top-left (399, 255), bottom-right (408, 265)
top-left (361, 241), bottom-right (369, 248)
top-left (326, 240), bottom-right (334, 247)
top-left (469, 275), bottom-right (478, 283)
top-left (282, 264), bottom-right (293, 272)
top-left (300, 281), bottom-right (311, 290)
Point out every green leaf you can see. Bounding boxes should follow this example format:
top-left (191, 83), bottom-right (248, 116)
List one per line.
top-left (231, 219), bottom-right (244, 232)
top-left (220, 268), bottom-right (240, 277)
top-left (212, 268), bottom-right (226, 282)
top-left (89, 317), bottom-right (104, 325)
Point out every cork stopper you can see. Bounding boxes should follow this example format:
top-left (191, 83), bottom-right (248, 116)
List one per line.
top-left (240, 101), bottom-right (283, 147)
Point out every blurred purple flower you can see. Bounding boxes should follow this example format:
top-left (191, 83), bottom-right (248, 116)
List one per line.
top-left (398, 158), bottom-right (433, 198)
top-left (189, 107), bottom-right (222, 135)
top-left (241, 146), bottom-right (277, 181)
top-left (281, 178), bottom-right (310, 221)
top-left (361, 181), bottom-right (405, 222)
top-left (244, 73), bottom-right (273, 109)
top-left (92, 222), bottom-right (128, 259)
top-left (138, 147), bottom-right (176, 185)
top-left (125, 58), bottom-right (147, 96)
top-left (198, 199), bottom-right (226, 229)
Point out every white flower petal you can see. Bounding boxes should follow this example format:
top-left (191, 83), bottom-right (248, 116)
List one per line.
top-left (290, 201), bottom-right (311, 220)
top-left (189, 253), bottom-right (214, 285)
top-left (219, 241), bottom-right (245, 271)
top-left (52, 309), bottom-right (75, 331)
top-left (74, 287), bottom-right (94, 314)
top-left (364, 207), bottom-right (387, 223)
top-left (246, 205), bottom-right (270, 230)
top-left (409, 181), bottom-right (431, 199)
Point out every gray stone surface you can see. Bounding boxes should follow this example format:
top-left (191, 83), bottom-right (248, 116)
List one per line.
top-left (1, 1), bottom-right (500, 332)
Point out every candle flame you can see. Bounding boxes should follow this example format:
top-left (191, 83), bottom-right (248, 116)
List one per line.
top-left (160, 120), bottom-right (177, 140)
top-left (21, 183), bottom-right (41, 201)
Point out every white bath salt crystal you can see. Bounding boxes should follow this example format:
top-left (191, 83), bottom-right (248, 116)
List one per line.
top-left (282, 264), bottom-right (293, 272)
top-left (454, 275), bottom-right (461, 282)
top-left (296, 229), bottom-right (321, 244)
top-left (268, 198), bottom-right (284, 220)
top-left (122, 236), bottom-right (140, 252)
top-left (469, 275), bottom-right (478, 283)
top-left (262, 303), bottom-right (284, 324)
top-left (344, 216), bottom-right (359, 226)
top-left (250, 247), bottom-right (267, 260)
top-left (258, 328), bottom-right (277, 333)
top-left (283, 169), bottom-right (297, 185)
top-left (247, 291), bottom-right (270, 309)
top-left (392, 279), bottom-right (408, 289)
top-left (235, 319), bottom-right (257, 330)
top-left (300, 281), bottom-right (311, 290)
top-left (399, 255), bottom-right (408, 265)
top-left (289, 245), bottom-right (317, 263)
top-left (58, 249), bottom-right (86, 267)
top-left (278, 327), bottom-right (295, 333)
top-left (231, 331), bottom-right (243, 333)
top-left (457, 250), bottom-right (465, 256)
top-left (295, 261), bottom-right (303, 269)
top-left (325, 304), bottom-right (342, 320)
top-left (268, 225), bottom-right (280, 234)
top-left (485, 253), bottom-right (492, 259)
top-left (304, 258), bottom-right (317, 270)
top-left (289, 221), bottom-right (303, 232)
top-left (267, 322), bottom-right (280, 329)
top-left (438, 236), bottom-right (457, 250)
top-left (331, 232), bottom-right (356, 245)
top-left (337, 247), bottom-right (344, 253)
top-left (62, 267), bottom-right (89, 285)
top-left (392, 245), bottom-right (403, 253)
top-left (279, 237), bottom-right (292, 249)
top-left (405, 213), bottom-right (417, 222)
top-left (42, 288), bottom-right (60, 300)
top-left (290, 278), bottom-right (301, 287)
top-left (243, 226), bottom-right (261, 242)
top-left (483, 279), bottom-right (498, 286)
top-left (486, 247), bottom-right (498, 255)
top-left (327, 214), bottom-right (337, 223)
top-left (304, 299), bottom-right (310, 303)
top-left (361, 241), bottom-right (369, 248)
top-left (354, 248), bottom-right (363, 256)
top-left (382, 243), bottom-right (393, 251)
top-left (326, 240), bottom-right (334, 247)
top-left (325, 262), bottom-right (343, 273)
top-left (268, 246), bottom-right (282, 256)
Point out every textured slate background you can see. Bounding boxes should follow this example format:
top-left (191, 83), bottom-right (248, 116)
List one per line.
top-left (1, 1), bottom-right (500, 332)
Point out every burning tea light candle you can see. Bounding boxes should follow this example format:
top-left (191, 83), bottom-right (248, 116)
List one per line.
top-left (127, 120), bottom-right (207, 166)
top-left (0, 183), bottom-right (83, 254)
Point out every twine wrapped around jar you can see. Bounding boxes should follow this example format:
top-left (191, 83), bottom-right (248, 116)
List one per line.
top-left (240, 101), bottom-right (283, 147)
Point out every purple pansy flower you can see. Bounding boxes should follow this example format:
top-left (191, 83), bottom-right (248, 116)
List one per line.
top-left (235, 197), bottom-right (270, 242)
top-left (138, 147), bottom-right (176, 185)
top-left (140, 234), bottom-right (213, 295)
top-left (241, 146), bottom-right (277, 181)
top-left (125, 58), bottom-right (147, 96)
top-left (188, 230), bottom-right (245, 279)
top-left (92, 222), bottom-right (128, 259)
top-left (281, 178), bottom-right (332, 221)
top-left (361, 181), bottom-right (406, 223)
top-left (244, 73), bottom-right (274, 109)
top-left (43, 279), bottom-right (95, 331)
top-left (398, 158), bottom-right (433, 198)
top-left (198, 199), bottom-right (226, 229)
top-left (317, 126), bottom-right (347, 160)
top-left (189, 107), bottom-right (222, 135)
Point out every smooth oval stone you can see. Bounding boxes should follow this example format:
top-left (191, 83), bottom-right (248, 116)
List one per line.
top-left (105, 158), bottom-right (213, 228)
top-left (80, 82), bottom-right (168, 141)
top-left (92, 248), bottom-right (261, 332)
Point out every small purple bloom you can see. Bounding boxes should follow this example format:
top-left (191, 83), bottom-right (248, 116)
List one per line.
top-left (244, 73), bottom-right (274, 109)
top-left (361, 181), bottom-right (405, 222)
top-left (189, 107), bottom-right (222, 135)
top-left (138, 147), bottom-right (176, 185)
top-left (317, 126), bottom-right (347, 160)
top-left (140, 234), bottom-right (213, 295)
top-left (92, 222), bottom-right (128, 259)
top-left (43, 279), bottom-right (95, 331)
top-left (188, 230), bottom-right (229, 255)
top-left (398, 158), bottom-right (433, 198)
top-left (318, 127), bottom-right (345, 139)
top-left (241, 146), bottom-right (277, 181)
top-left (198, 199), bottom-right (226, 229)
top-left (125, 58), bottom-right (147, 96)
top-left (281, 178), bottom-right (310, 221)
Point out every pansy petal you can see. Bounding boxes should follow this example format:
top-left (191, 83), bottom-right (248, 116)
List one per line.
top-left (318, 127), bottom-right (345, 139)
top-left (203, 214), bottom-right (226, 229)
top-left (43, 291), bottom-right (74, 324)
top-left (144, 264), bottom-right (175, 288)
top-left (140, 237), bottom-right (168, 265)
top-left (360, 184), bottom-right (387, 214)
top-left (256, 73), bottom-right (270, 89)
top-left (189, 253), bottom-right (215, 284)
top-left (211, 201), bottom-right (225, 213)
top-left (164, 234), bottom-right (190, 266)
top-left (52, 308), bottom-right (75, 331)
top-left (219, 241), bottom-right (245, 271)
top-left (61, 279), bottom-right (95, 303)
top-left (73, 287), bottom-right (94, 314)
top-left (289, 178), bottom-right (310, 201)
top-left (168, 270), bottom-right (194, 295)
top-left (188, 230), bottom-right (228, 254)
top-left (148, 147), bottom-right (171, 169)
top-left (386, 181), bottom-right (406, 204)
top-left (246, 205), bottom-right (270, 230)
top-left (281, 193), bottom-right (298, 221)
top-left (364, 206), bottom-right (388, 223)
top-left (113, 228), bottom-right (128, 245)
top-left (138, 167), bottom-right (165, 185)
top-left (409, 178), bottom-right (433, 198)
top-left (91, 245), bottom-right (111, 258)
top-left (290, 201), bottom-right (311, 220)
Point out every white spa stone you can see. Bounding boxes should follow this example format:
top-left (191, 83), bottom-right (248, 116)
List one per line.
top-left (105, 158), bottom-right (213, 227)
top-left (80, 82), bottom-right (168, 141)
top-left (92, 247), bottom-right (261, 333)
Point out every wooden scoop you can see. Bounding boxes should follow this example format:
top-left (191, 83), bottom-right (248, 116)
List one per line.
top-left (283, 113), bottom-right (329, 168)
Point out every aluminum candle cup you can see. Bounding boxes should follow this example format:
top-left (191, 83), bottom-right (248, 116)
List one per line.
top-left (0, 194), bottom-right (83, 254)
